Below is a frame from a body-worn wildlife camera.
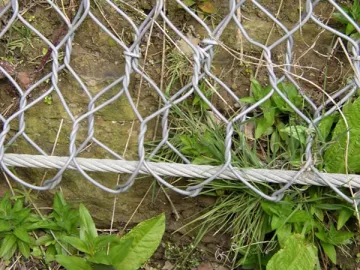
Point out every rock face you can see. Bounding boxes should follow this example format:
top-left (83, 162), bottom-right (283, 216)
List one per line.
top-left (0, 0), bottom-right (351, 227)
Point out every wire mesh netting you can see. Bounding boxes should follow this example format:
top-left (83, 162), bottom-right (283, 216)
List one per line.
top-left (0, 0), bottom-right (359, 202)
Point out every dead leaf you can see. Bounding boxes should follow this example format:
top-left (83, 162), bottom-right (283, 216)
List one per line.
top-left (162, 261), bottom-right (174, 270)
top-left (198, 1), bottom-right (217, 14)
top-left (197, 262), bottom-right (213, 270)
top-left (0, 60), bottom-right (15, 79)
top-left (175, 34), bottom-right (200, 57)
top-left (17, 72), bottom-right (32, 89)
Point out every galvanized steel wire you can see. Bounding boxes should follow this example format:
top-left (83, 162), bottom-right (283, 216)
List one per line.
top-left (0, 0), bottom-right (359, 202)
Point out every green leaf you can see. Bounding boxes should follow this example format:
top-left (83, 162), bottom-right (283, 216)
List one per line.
top-left (115, 213), bottom-right (165, 270)
top-left (198, 1), bottom-right (216, 14)
top-left (318, 114), bottom-right (336, 140)
top-left (239, 96), bottom-right (256, 104)
top-left (266, 234), bottom-right (317, 270)
top-left (328, 225), bottom-right (353, 245)
top-left (270, 130), bottom-right (280, 153)
top-left (337, 207), bottom-right (353, 230)
top-left (255, 117), bottom-right (273, 139)
top-left (55, 255), bottom-right (92, 270)
top-left (276, 224), bottom-right (292, 248)
top-left (0, 234), bottom-right (17, 259)
top-left (182, 0), bottom-right (195, 7)
top-left (321, 242), bottom-right (336, 264)
top-left (35, 234), bottom-right (54, 246)
top-left (61, 236), bottom-right (89, 254)
top-left (27, 220), bottom-right (60, 230)
top-left (53, 192), bottom-right (68, 214)
top-left (18, 240), bottom-right (31, 258)
top-left (281, 125), bottom-right (307, 145)
top-left (325, 97), bottom-right (360, 173)
top-left (45, 245), bottom-right (57, 263)
top-left (79, 204), bottom-right (98, 242)
top-left (109, 238), bottom-right (133, 266)
top-left (31, 246), bottom-right (43, 258)
top-left (94, 235), bottom-right (120, 249)
top-left (13, 199), bottom-right (24, 212)
top-left (287, 210), bottom-right (312, 223)
top-left (310, 206), bottom-right (324, 222)
top-left (88, 250), bottom-right (112, 266)
top-left (14, 226), bottom-right (31, 243)
top-left (0, 220), bottom-right (11, 232)
top-left (346, 23), bottom-right (355, 35)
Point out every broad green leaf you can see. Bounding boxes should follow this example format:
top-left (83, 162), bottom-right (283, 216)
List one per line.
top-left (251, 80), bottom-right (272, 109)
top-left (0, 220), bottom-right (11, 232)
top-left (0, 193), bottom-right (11, 214)
top-left (261, 201), bottom-right (293, 217)
top-left (310, 206), bottom-right (324, 222)
top-left (88, 250), bottom-right (112, 265)
top-left (53, 192), bottom-right (68, 214)
top-left (14, 226), bottom-right (31, 243)
top-left (346, 23), bottom-right (355, 35)
top-left (328, 225), bottom-right (353, 245)
top-left (13, 199), bottom-right (23, 212)
top-left (270, 130), bottom-right (280, 153)
top-left (318, 114), bottom-right (336, 140)
top-left (287, 210), bottom-right (312, 223)
top-left (276, 224), bottom-right (292, 248)
top-left (325, 97), bottom-right (360, 173)
top-left (35, 234), bottom-right (54, 246)
top-left (61, 236), bottom-right (89, 254)
top-left (0, 234), bottom-right (17, 258)
top-left (45, 245), bottom-right (57, 263)
top-left (239, 96), bottom-right (256, 104)
top-left (56, 255), bottom-right (92, 270)
top-left (255, 117), bottom-right (273, 139)
top-left (109, 238), bottom-right (133, 266)
top-left (337, 207), bottom-right (353, 230)
top-left (198, 1), bottom-right (216, 14)
top-left (26, 220), bottom-right (60, 230)
top-left (31, 246), bottom-right (42, 258)
top-left (18, 240), bottom-right (30, 258)
top-left (266, 234), bottom-right (317, 270)
top-left (183, 0), bottom-right (195, 7)
top-left (281, 125), bottom-right (307, 145)
top-left (79, 204), bottom-right (98, 242)
top-left (115, 213), bottom-right (165, 270)
top-left (321, 242), bottom-right (336, 264)
top-left (94, 235), bottom-right (120, 249)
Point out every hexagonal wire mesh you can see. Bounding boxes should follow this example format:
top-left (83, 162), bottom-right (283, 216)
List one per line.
top-left (0, 0), bottom-right (359, 203)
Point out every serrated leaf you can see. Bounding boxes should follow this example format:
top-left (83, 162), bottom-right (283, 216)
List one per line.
top-left (337, 207), bottom-right (353, 230)
top-left (61, 236), bottom-right (89, 254)
top-left (56, 255), bottom-right (92, 270)
top-left (321, 242), bottom-right (336, 264)
top-left (14, 226), bottom-right (30, 243)
top-left (79, 204), bottom-right (97, 242)
top-left (115, 213), bottom-right (165, 270)
top-left (266, 234), bottom-right (317, 270)
top-left (325, 97), bottom-right (360, 173)
top-left (198, 1), bottom-right (216, 14)
top-left (18, 240), bottom-right (31, 258)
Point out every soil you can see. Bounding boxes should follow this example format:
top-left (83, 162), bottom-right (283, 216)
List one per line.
top-left (0, 0), bottom-right (358, 269)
